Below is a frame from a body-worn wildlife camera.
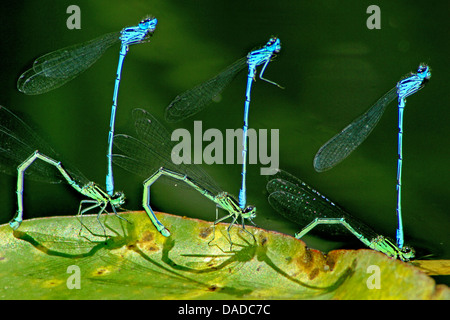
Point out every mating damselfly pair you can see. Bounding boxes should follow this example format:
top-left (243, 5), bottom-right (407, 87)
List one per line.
top-left (0, 105), bottom-right (254, 243)
top-left (267, 64), bottom-right (430, 262)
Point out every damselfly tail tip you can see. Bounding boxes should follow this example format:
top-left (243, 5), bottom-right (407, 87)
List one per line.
top-left (9, 218), bottom-right (22, 230)
top-left (160, 227), bottom-right (171, 237)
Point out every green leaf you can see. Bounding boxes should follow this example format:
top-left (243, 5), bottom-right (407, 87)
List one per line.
top-left (0, 211), bottom-right (448, 299)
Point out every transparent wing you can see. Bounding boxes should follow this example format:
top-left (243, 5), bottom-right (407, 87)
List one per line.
top-left (267, 169), bottom-right (378, 238)
top-left (17, 32), bottom-right (120, 95)
top-left (314, 87), bottom-right (397, 172)
top-left (0, 105), bottom-right (89, 185)
top-left (165, 57), bottom-right (247, 122)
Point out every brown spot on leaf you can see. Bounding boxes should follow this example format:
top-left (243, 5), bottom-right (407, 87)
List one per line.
top-left (141, 231), bottom-right (154, 243)
top-left (147, 245), bottom-right (159, 252)
top-left (293, 248), bottom-right (323, 277)
top-left (208, 284), bottom-right (218, 292)
top-left (309, 267), bottom-right (319, 280)
top-left (42, 279), bottom-right (63, 288)
top-left (137, 231), bottom-right (160, 252)
top-left (95, 267), bottom-right (109, 276)
top-left (301, 249), bottom-right (314, 268)
top-left (199, 227), bottom-right (212, 239)
top-left (260, 236), bottom-right (268, 246)
top-left (126, 243), bottom-right (136, 250)
top-left (325, 254), bottom-right (336, 271)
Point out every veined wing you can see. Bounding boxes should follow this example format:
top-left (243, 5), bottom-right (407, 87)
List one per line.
top-left (17, 32), bottom-right (120, 95)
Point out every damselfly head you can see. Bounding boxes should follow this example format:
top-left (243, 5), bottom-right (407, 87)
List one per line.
top-left (417, 64), bottom-right (431, 81)
top-left (397, 63), bottom-right (431, 99)
top-left (112, 191), bottom-right (126, 207)
top-left (267, 37), bottom-right (281, 53)
top-left (121, 16), bottom-right (157, 45)
top-left (243, 205), bottom-right (257, 219)
top-left (399, 245), bottom-right (415, 262)
top-left (139, 16), bottom-right (158, 31)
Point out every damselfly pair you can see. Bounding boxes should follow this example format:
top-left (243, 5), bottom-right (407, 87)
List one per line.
top-left (0, 105), bottom-right (253, 243)
top-left (8, 17), bottom-right (282, 243)
top-left (268, 64), bottom-right (430, 261)
top-left (267, 169), bottom-right (415, 262)
top-left (7, 16), bottom-right (156, 233)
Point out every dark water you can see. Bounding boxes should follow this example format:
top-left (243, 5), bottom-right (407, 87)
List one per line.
top-left (0, 1), bottom-right (448, 276)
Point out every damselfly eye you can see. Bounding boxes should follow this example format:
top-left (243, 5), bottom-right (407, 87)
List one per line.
top-left (417, 65), bottom-right (431, 80)
top-left (113, 192), bottom-right (126, 203)
top-left (140, 17), bottom-right (157, 30)
top-left (244, 206), bottom-right (256, 218)
top-left (402, 245), bottom-right (415, 256)
top-left (244, 206), bottom-right (254, 213)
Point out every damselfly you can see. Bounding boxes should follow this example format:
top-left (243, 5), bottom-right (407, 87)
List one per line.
top-left (267, 169), bottom-right (415, 261)
top-left (165, 37), bottom-right (282, 212)
top-left (17, 16), bottom-right (158, 198)
top-left (0, 106), bottom-right (125, 233)
top-left (313, 64), bottom-right (431, 249)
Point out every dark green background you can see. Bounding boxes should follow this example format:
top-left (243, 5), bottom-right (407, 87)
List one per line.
top-left (0, 0), bottom-right (448, 271)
